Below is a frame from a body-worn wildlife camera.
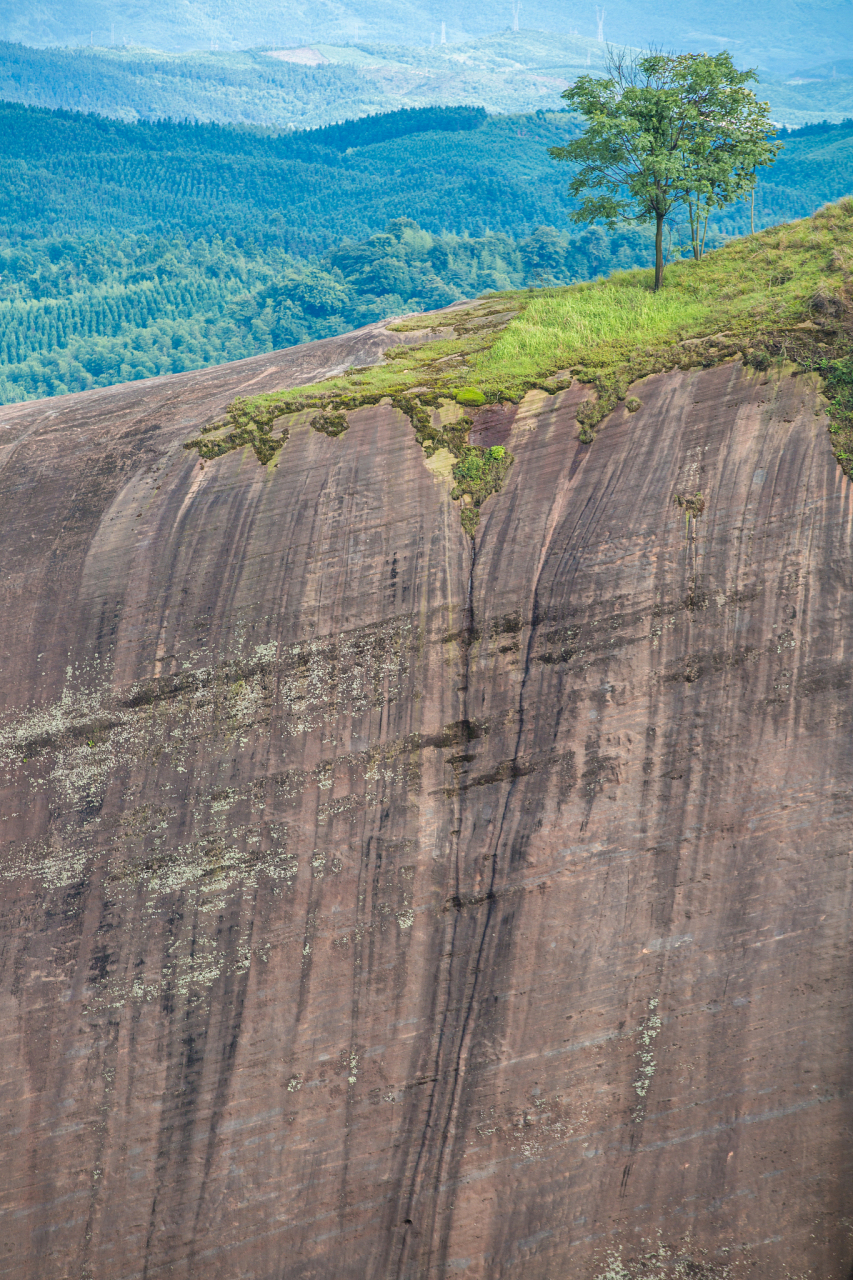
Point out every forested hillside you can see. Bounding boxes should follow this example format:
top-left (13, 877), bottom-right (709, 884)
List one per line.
top-left (1, 101), bottom-right (852, 404)
top-left (0, 36), bottom-right (611, 128)
top-left (0, 103), bottom-right (580, 254)
top-left (0, 42), bottom-right (389, 128)
top-left (5, 102), bottom-right (852, 255)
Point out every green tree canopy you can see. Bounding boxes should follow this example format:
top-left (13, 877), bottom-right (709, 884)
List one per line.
top-left (550, 50), bottom-right (780, 289)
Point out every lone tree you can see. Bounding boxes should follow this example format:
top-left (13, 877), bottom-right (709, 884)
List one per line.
top-left (550, 50), bottom-right (780, 290)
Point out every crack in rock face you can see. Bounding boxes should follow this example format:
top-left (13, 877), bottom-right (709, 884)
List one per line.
top-left (0, 333), bottom-right (851, 1280)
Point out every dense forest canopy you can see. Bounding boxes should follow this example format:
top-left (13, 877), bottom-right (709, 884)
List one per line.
top-left (1, 99), bottom-right (852, 404)
top-left (4, 101), bottom-right (852, 255)
top-left (0, 103), bottom-right (586, 255)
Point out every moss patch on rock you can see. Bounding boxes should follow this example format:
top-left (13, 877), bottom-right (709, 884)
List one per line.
top-left (311, 410), bottom-right (349, 438)
top-left (185, 395), bottom-right (290, 465)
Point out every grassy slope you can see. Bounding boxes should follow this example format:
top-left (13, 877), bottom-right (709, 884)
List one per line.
top-left (479, 204), bottom-right (849, 381)
top-left (192, 200), bottom-right (853, 532)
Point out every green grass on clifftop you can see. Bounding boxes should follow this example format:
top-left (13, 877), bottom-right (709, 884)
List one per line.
top-left (477, 199), bottom-right (853, 389)
top-left (187, 199), bottom-right (853, 528)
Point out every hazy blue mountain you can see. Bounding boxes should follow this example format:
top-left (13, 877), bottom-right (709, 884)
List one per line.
top-left (0, 35), bottom-right (612, 128)
top-left (0, 33), bottom-right (848, 128)
top-left (0, 0), bottom-right (850, 77)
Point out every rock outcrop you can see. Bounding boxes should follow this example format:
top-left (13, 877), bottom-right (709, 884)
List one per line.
top-left (1, 322), bottom-right (851, 1280)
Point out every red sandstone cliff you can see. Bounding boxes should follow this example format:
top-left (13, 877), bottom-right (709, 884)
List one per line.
top-left (0, 320), bottom-right (851, 1280)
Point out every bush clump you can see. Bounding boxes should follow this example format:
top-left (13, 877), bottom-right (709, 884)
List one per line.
top-left (460, 507), bottom-right (481, 537)
top-left (807, 353), bottom-right (853, 474)
top-left (456, 387), bottom-right (487, 406)
top-left (451, 443), bottom-right (513, 532)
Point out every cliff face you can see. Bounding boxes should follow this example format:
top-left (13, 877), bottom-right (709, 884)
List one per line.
top-left (1, 325), bottom-right (851, 1280)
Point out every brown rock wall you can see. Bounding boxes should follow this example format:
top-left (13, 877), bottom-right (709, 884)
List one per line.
top-left (0, 341), bottom-right (851, 1280)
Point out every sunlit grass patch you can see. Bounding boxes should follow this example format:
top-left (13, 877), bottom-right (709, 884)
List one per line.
top-left (476, 280), bottom-right (708, 383)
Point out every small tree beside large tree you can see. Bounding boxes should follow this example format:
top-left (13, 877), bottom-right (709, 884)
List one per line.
top-left (550, 50), bottom-right (780, 290)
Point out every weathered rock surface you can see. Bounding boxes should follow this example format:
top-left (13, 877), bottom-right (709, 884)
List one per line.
top-left (0, 330), bottom-right (851, 1280)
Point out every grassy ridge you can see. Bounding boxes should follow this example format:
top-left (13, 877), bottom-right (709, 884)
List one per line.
top-left (191, 200), bottom-right (853, 532)
top-left (476, 198), bottom-right (853, 423)
top-left (478, 286), bottom-right (708, 381)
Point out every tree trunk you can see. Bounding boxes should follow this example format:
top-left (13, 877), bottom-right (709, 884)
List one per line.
top-left (688, 197), bottom-right (700, 261)
top-left (654, 211), bottom-right (664, 291)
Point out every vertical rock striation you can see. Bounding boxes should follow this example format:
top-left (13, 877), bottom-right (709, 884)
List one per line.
top-left (0, 338), bottom-right (851, 1279)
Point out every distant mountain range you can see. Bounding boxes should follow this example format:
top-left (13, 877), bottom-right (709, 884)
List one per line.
top-left (0, 0), bottom-right (851, 78)
top-left (0, 32), bottom-right (849, 128)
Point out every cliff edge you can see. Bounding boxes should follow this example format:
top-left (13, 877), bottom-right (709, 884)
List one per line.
top-left (1, 212), bottom-right (852, 1280)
